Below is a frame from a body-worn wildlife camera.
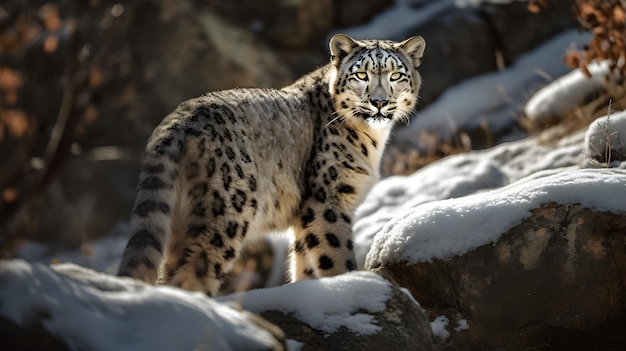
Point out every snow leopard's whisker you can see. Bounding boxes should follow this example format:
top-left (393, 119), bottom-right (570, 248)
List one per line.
top-left (325, 113), bottom-right (346, 128)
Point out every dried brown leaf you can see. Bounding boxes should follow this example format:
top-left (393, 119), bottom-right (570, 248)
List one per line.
top-left (81, 244), bottom-right (94, 257)
top-left (83, 104), bottom-right (99, 123)
top-left (89, 68), bottom-right (103, 88)
top-left (40, 3), bottom-right (62, 32)
top-left (2, 188), bottom-right (18, 203)
top-left (0, 67), bottom-right (22, 92)
top-left (1, 109), bottom-right (30, 137)
top-left (43, 35), bottom-right (59, 53)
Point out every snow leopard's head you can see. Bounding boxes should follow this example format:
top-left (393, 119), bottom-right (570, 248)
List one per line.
top-left (328, 34), bottom-right (425, 130)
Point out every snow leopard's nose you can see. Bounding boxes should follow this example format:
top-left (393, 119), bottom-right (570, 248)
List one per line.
top-left (370, 98), bottom-right (389, 109)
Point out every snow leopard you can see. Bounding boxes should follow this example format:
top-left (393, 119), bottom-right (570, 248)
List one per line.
top-left (117, 34), bottom-right (426, 296)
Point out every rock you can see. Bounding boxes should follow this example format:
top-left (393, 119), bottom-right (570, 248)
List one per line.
top-left (400, 4), bottom-right (499, 106)
top-left (208, 0), bottom-right (333, 49)
top-left (206, 0), bottom-right (333, 76)
top-left (479, 0), bottom-right (578, 65)
top-left (0, 260), bottom-right (286, 351)
top-left (220, 271), bottom-right (437, 351)
top-left (36, 156), bottom-right (140, 247)
top-left (0, 260), bottom-right (436, 351)
top-left (583, 109), bottom-right (626, 167)
top-left (0, 317), bottom-right (70, 351)
top-left (335, 0), bottom-right (394, 28)
top-left (368, 201), bottom-right (626, 350)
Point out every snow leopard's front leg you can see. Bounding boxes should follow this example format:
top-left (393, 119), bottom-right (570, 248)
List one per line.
top-left (290, 198), bottom-right (356, 281)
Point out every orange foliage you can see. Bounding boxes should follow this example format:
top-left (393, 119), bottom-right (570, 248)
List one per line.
top-left (566, 0), bottom-right (626, 77)
top-left (40, 3), bottom-right (62, 32)
top-left (43, 35), bottom-right (59, 53)
top-left (531, 0), bottom-right (626, 77)
top-left (1, 109), bottom-right (30, 138)
top-left (0, 67), bottom-right (22, 92)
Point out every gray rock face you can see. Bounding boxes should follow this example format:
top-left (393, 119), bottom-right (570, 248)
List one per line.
top-left (479, 0), bottom-right (578, 65)
top-left (370, 203), bottom-right (626, 350)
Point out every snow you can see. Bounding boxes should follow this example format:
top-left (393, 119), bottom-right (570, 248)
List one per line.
top-left (286, 340), bottom-right (304, 351)
top-left (365, 168), bottom-right (626, 267)
top-left (455, 319), bottom-right (470, 332)
top-left (430, 315), bottom-right (450, 340)
top-left (0, 261), bottom-right (398, 349)
top-left (339, 0), bottom-right (455, 40)
top-left (353, 124), bottom-right (588, 268)
top-left (353, 155), bottom-right (507, 267)
top-left (583, 109), bottom-right (626, 167)
top-left (218, 271), bottom-right (393, 336)
top-left (525, 61), bottom-right (625, 124)
top-left (0, 260), bottom-right (280, 351)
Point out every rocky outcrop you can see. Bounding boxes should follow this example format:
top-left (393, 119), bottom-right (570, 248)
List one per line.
top-left (583, 110), bottom-right (626, 167)
top-left (479, 0), bottom-right (578, 65)
top-left (0, 260), bottom-right (287, 351)
top-left (0, 260), bottom-right (436, 351)
top-left (368, 203), bottom-right (626, 350)
top-left (221, 272), bottom-right (437, 351)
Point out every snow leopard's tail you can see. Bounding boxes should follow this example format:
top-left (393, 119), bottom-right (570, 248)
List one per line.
top-left (117, 115), bottom-right (185, 284)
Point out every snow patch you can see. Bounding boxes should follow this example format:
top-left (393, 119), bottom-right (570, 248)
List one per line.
top-left (219, 271), bottom-right (392, 336)
top-left (431, 315), bottom-right (450, 340)
top-left (353, 155), bottom-right (506, 268)
top-left (366, 169), bottom-right (626, 267)
top-left (525, 61), bottom-right (625, 124)
top-left (583, 109), bottom-right (626, 167)
top-left (339, 0), bottom-right (455, 40)
top-left (455, 319), bottom-right (470, 332)
top-left (0, 260), bottom-right (280, 351)
top-left (286, 339), bottom-right (304, 351)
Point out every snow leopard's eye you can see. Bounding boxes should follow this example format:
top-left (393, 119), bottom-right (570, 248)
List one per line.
top-left (355, 72), bottom-right (368, 81)
top-left (390, 72), bottom-right (403, 81)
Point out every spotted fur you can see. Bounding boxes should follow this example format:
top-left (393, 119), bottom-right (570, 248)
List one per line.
top-left (117, 34), bottom-right (425, 296)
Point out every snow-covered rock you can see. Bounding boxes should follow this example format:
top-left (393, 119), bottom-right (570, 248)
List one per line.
top-left (366, 168), bottom-right (626, 267)
top-left (364, 169), bottom-right (626, 349)
top-left (525, 61), bottom-right (625, 125)
top-left (583, 109), bottom-right (626, 168)
top-left (220, 272), bottom-right (436, 351)
top-left (0, 260), bottom-right (286, 351)
top-left (355, 122), bottom-right (587, 268)
top-left (0, 260), bottom-right (435, 351)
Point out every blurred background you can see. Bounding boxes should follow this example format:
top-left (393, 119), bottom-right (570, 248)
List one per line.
top-left (0, 0), bottom-right (620, 260)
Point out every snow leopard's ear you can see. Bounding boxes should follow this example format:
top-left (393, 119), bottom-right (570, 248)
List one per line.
top-left (398, 36), bottom-right (426, 68)
top-left (330, 34), bottom-right (358, 67)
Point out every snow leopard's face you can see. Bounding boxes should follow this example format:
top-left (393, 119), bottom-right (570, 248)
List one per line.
top-left (329, 34), bottom-right (425, 129)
